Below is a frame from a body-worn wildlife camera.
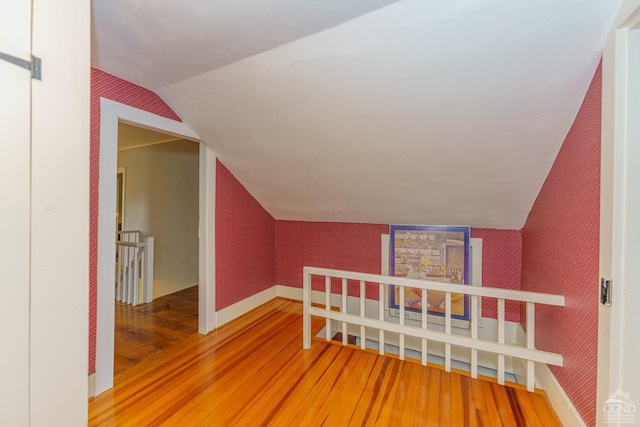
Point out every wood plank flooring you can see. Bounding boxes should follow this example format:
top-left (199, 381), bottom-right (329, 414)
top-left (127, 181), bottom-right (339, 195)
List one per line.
top-left (91, 298), bottom-right (561, 426)
top-left (114, 286), bottom-right (198, 375)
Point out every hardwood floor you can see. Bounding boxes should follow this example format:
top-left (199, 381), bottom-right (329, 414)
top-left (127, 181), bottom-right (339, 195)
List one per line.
top-left (91, 298), bottom-right (561, 426)
top-left (114, 286), bottom-right (198, 375)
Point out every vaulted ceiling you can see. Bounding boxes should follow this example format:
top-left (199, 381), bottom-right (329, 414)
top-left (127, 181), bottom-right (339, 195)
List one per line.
top-left (92, 0), bottom-right (621, 229)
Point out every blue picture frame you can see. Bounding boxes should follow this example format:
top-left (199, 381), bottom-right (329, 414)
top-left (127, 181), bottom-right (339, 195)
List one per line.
top-left (389, 225), bottom-right (471, 322)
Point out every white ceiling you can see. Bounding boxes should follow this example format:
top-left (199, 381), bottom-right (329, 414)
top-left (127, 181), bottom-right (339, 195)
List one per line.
top-left (92, 0), bottom-right (401, 89)
top-left (93, 0), bottom-right (621, 229)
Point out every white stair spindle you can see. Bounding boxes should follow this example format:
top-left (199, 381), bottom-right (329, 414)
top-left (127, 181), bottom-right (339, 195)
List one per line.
top-left (399, 286), bottom-right (405, 361)
top-left (445, 292), bottom-right (451, 372)
top-left (421, 289), bottom-right (427, 366)
top-left (379, 283), bottom-right (384, 356)
top-left (144, 236), bottom-right (154, 303)
top-left (116, 245), bottom-right (123, 301)
top-left (471, 295), bottom-right (478, 379)
top-left (303, 269), bottom-right (311, 349)
top-left (342, 278), bottom-right (347, 346)
top-left (132, 246), bottom-right (139, 306)
top-left (140, 247), bottom-right (146, 306)
top-left (360, 281), bottom-right (366, 350)
top-left (526, 302), bottom-right (535, 392)
top-left (325, 276), bottom-right (331, 341)
top-left (497, 298), bottom-right (505, 385)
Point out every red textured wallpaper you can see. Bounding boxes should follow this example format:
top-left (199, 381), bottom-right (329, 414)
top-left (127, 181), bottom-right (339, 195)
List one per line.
top-left (276, 221), bottom-right (389, 298)
top-left (276, 221), bottom-right (522, 320)
top-left (521, 64), bottom-right (601, 426)
top-left (216, 160), bottom-right (276, 310)
top-left (471, 228), bottom-right (522, 322)
top-left (89, 68), bottom-right (181, 373)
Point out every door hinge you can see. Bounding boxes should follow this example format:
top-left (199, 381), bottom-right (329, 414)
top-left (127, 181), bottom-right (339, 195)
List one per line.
top-left (0, 52), bottom-right (41, 80)
top-left (601, 278), bottom-right (612, 305)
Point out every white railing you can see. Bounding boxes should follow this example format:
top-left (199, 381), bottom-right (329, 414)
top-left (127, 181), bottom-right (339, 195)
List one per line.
top-left (302, 266), bottom-right (565, 392)
top-left (116, 231), bottom-right (154, 306)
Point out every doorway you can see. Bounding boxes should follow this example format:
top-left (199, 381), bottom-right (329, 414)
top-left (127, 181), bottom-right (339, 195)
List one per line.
top-left (114, 124), bottom-right (200, 374)
top-left (95, 99), bottom-right (216, 396)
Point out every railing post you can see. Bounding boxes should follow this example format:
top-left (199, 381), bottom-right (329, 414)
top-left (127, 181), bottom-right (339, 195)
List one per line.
top-left (325, 276), bottom-right (332, 341)
top-left (144, 236), bottom-right (154, 304)
top-left (526, 302), bottom-right (535, 392)
top-left (360, 281), bottom-right (366, 351)
top-left (341, 278), bottom-right (347, 346)
top-left (421, 289), bottom-right (428, 366)
top-left (132, 246), bottom-right (139, 306)
top-left (445, 292), bottom-right (452, 372)
top-left (378, 283), bottom-right (384, 356)
top-left (399, 286), bottom-right (405, 360)
top-left (303, 267), bottom-right (311, 349)
top-left (471, 295), bottom-right (478, 378)
top-left (497, 298), bottom-right (505, 385)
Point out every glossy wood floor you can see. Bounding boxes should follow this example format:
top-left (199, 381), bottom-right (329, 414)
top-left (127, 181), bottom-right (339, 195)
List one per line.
top-left (90, 298), bottom-right (561, 426)
top-left (114, 286), bottom-right (198, 375)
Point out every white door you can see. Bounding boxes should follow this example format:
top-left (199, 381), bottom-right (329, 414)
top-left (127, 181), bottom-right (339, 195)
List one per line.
top-left (1, 0), bottom-right (90, 424)
top-left (599, 2), bottom-right (640, 426)
top-left (0, 1), bottom-right (32, 424)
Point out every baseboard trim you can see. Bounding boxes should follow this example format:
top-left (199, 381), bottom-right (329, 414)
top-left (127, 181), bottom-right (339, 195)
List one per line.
top-left (88, 373), bottom-right (96, 399)
top-left (216, 286), bottom-right (278, 327)
top-left (515, 324), bottom-right (585, 426)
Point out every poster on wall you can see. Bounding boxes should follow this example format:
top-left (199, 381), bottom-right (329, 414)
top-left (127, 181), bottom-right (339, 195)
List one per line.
top-left (389, 225), bottom-right (471, 324)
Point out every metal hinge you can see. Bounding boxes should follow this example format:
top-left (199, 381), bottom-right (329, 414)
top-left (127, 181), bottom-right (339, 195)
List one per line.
top-left (601, 278), bottom-right (612, 305)
top-left (0, 52), bottom-right (41, 80)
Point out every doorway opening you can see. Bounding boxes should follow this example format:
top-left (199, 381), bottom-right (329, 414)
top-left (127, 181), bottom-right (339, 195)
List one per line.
top-left (95, 99), bottom-right (216, 396)
top-left (114, 123), bottom-right (200, 375)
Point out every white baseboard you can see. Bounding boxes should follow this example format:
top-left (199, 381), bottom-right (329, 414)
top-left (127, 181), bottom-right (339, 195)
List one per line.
top-left (515, 324), bottom-right (585, 426)
top-left (88, 373), bottom-right (96, 399)
top-left (215, 286), bottom-right (278, 327)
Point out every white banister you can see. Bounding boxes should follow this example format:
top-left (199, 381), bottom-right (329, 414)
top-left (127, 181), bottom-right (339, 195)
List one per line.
top-left (304, 267), bottom-right (564, 306)
top-left (302, 266), bottom-right (564, 393)
top-left (115, 231), bottom-right (154, 306)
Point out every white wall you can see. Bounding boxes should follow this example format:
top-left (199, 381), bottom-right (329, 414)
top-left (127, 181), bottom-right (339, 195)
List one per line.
top-left (118, 139), bottom-right (199, 298)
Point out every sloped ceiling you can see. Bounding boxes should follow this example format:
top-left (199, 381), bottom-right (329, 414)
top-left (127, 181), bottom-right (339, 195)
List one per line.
top-left (92, 0), bottom-right (621, 229)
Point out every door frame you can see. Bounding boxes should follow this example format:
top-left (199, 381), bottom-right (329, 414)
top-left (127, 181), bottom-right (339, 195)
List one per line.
top-left (95, 98), bottom-right (216, 395)
top-left (598, 2), bottom-right (640, 425)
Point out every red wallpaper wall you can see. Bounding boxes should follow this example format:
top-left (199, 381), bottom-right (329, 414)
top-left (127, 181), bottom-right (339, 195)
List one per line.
top-left (472, 228), bottom-right (522, 322)
top-left (90, 68), bottom-right (182, 373)
top-left (276, 221), bottom-right (389, 298)
top-left (275, 221), bottom-right (522, 321)
top-left (521, 64), bottom-right (601, 426)
top-left (216, 160), bottom-right (276, 310)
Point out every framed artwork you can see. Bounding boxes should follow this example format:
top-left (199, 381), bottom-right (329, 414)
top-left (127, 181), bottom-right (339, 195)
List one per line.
top-left (389, 225), bottom-right (471, 323)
